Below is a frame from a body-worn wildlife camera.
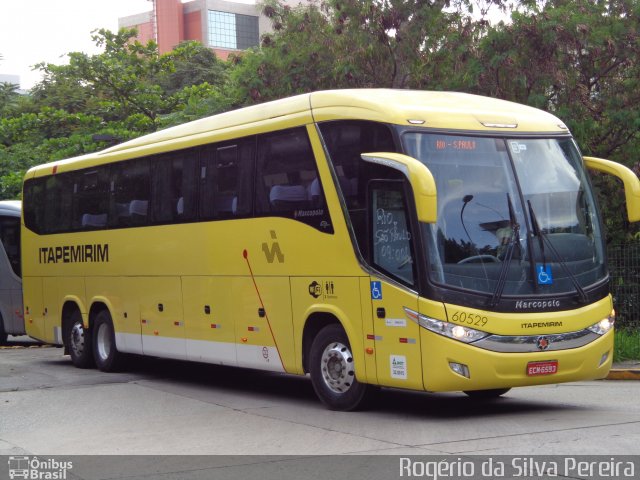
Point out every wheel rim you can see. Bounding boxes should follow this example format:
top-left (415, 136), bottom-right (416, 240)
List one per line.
top-left (320, 341), bottom-right (355, 394)
top-left (70, 322), bottom-right (85, 357)
top-left (96, 322), bottom-right (111, 362)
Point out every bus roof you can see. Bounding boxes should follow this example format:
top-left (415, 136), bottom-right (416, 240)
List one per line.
top-left (0, 200), bottom-right (21, 216)
top-left (26, 89), bottom-right (569, 177)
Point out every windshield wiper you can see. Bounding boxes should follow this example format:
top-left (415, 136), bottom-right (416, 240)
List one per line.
top-left (490, 194), bottom-right (520, 307)
top-left (527, 201), bottom-right (588, 303)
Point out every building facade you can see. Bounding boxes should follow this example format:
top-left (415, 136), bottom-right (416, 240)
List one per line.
top-left (119, 0), bottom-right (307, 59)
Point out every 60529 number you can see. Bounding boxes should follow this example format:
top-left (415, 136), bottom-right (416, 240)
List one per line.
top-left (451, 311), bottom-right (488, 327)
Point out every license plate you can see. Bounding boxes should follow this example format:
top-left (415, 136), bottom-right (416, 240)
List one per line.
top-left (527, 360), bottom-right (558, 376)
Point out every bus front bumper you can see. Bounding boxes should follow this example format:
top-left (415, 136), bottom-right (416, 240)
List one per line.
top-left (421, 329), bottom-right (614, 392)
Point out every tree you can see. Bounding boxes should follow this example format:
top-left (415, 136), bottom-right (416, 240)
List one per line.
top-left (157, 41), bottom-right (229, 95)
top-left (0, 82), bottom-right (20, 116)
top-left (231, 0), bottom-right (505, 102)
top-left (476, 0), bottom-right (640, 241)
top-left (32, 29), bottom-right (173, 131)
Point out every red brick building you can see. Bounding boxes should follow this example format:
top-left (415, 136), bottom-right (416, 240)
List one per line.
top-left (119, 0), bottom-right (306, 59)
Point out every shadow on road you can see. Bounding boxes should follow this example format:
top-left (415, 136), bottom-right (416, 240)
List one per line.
top-left (34, 351), bottom-right (585, 419)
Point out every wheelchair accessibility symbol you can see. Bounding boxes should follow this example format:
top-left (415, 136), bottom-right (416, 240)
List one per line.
top-left (371, 281), bottom-right (383, 300)
top-left (536, 264), bottom-right (553, 285)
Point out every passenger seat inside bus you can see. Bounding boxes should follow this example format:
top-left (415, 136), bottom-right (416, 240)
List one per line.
top-left (215, 194), bottom-right (238, 215)
top-left (129, 199), bottom-right (148, 218)
top-left (81, 213), bottom-right (107, 228)
top-left (269, 184), bottom-right (309, 210)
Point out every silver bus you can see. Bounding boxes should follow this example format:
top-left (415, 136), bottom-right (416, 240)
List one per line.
top-left (0, 200), bottom-right (23, 344)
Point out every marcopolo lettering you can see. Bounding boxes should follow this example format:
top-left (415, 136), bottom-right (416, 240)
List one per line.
top-left (39, 244), bottom-right (109, 264)
top-left (515, 299), bottom-right (561, 310)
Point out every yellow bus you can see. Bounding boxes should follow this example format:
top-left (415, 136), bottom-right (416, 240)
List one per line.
top-left (21, 89), bottom-right (640, 410)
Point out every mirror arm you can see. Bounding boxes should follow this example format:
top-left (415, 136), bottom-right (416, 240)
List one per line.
top-left (584, 156), bottom-right (640, 222)
top-left (361, 152), bottom-right (437, 223)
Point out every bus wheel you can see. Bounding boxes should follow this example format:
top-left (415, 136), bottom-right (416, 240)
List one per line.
top-left (309, 324), bottom-right (370, 411)
top-left (464, 388), bottom-right (511, 399)
top-left (93, 310), bottom-right (125, 372)
top-left (67, 311), bottom-right (94, 369)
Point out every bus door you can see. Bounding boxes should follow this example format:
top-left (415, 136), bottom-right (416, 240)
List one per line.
top-left (368, 181), bottom-right (423, 390)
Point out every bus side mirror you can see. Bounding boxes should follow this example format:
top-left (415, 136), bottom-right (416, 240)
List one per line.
top-left (361, 152), bottom-right (437, 223)
top-left (584, 156), bottom-right (640, 222)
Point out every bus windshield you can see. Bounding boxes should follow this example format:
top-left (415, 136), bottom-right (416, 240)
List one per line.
top-left (402, 133), bottom-right (606, 298)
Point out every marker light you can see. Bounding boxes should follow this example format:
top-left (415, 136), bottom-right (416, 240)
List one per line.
top-left (404, 308), bottom-right (489, 344)
top-left (587, 310), bottom-right (615, 335)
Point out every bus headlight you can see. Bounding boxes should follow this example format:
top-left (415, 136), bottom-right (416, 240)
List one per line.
top-left (404, 308), bottom-right (489, 343)
top-left (587, 310), bottom-right (615, 335)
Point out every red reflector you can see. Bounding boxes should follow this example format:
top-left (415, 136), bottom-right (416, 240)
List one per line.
top-left (367, 334), bottom-right (375, 340)
top-left (174, 321), bottom-right (180, 326)
top-left (527, 360), bottom-right (558, 376)
top-left (211, 324), bottom-right (218, 329)
top-left (399, 338), bottom-right (408, 343)
top-left (52, 165), bottom-right (58, 174)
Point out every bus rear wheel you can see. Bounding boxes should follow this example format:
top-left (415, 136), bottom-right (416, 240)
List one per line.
top-left (309, 324), bottom-right (370, 411)
top-left (93, 310), bottom-right (125, 372)
top-left (67, 311), bottom-right (94, 369)
top-left (464, 388), bottom-right (511, 399)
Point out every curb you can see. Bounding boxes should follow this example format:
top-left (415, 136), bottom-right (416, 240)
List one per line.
top-left (606, 369), bottom-right (640, 380)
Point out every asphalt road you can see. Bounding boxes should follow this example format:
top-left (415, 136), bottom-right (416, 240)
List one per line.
top-left (1, 339), bottom-right (639, 460)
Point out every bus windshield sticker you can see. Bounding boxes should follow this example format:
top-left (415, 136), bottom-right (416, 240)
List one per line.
top-left (536, 264), bottom-right (553, 285)
top-left (510, 141), bottom-right (527, 154)
top-left (371, 281), bottom-right (382, 300)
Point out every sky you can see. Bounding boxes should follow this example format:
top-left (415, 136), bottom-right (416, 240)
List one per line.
top-left (0, 0), bottom-right (255, 90)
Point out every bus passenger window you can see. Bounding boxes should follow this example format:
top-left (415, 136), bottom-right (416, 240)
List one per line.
top-left (73, 168), bottom-right (111, 230)
top-left (370, 181), bottom-right (416, 286)
top-left (151, 151), bottom-right (198, 224)
top-left (43, 174), bottom-right (73, 233)
top-left (110, 159), bottom-right (150, 228)
top-left (319, 120), bottom-right (397, 255)
top-left (200, 140), bottom-right (253, 220)
top-left (0, 216), bottom-right (21, 277)
top-left (256, 128), bottom-right (332, 232)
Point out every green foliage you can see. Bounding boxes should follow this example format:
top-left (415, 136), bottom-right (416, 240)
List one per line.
top-left (158, 41), bottom-right (229, 95)
top-left (160, 83), bottom-right (236, 128)
top-left (0, 82), bottom-right (21, 116)
top-left (0, 29), bottom-right (231, 200)
top-left (614, 328), bottom-right (640, 361)
top-left (1, 1), bottom-right (640, 247)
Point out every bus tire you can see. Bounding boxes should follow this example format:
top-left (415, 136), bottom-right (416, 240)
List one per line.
top-left (93, 310), bottom-right (125, 372)
top-left (309, 323), bottom-right (370, 411)
top-left (67, 310), bottom-right (94, 369)
top-left (464, 388), bottom-right (511, 399)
